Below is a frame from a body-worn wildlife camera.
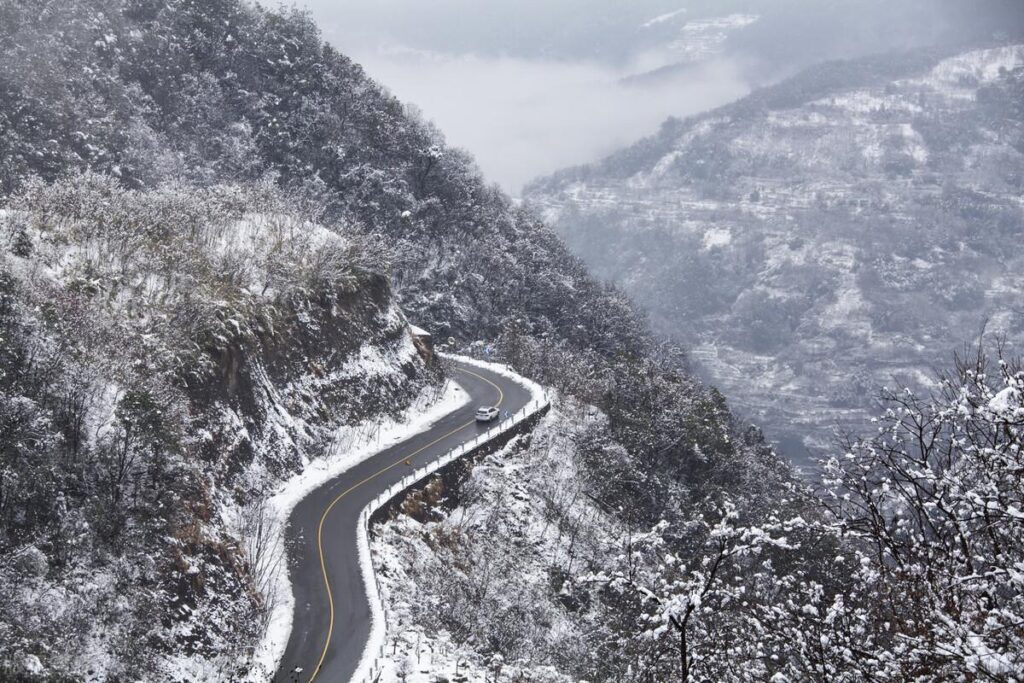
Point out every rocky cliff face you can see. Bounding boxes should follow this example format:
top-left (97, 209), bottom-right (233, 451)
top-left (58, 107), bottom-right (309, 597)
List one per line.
top-left (526, 44), bottom-right (1024, 460)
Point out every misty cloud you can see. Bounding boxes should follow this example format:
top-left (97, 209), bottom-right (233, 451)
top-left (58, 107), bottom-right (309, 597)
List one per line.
top-left (297, 0), bottom-right (1023, 192)
top-left (299, 0), bottom-right (756, 191)
top-left (346, 47), bottom-right (749, 192)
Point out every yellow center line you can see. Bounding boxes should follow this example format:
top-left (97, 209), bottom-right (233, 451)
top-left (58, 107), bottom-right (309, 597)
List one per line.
top-left (307, 366), bottom-right (504, 683)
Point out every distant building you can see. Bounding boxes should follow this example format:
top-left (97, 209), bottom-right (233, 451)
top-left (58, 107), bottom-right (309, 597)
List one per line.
top-left (409, 324), bottom-right (434, 361)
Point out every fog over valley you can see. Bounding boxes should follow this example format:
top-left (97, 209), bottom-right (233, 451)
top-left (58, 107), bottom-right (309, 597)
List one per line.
top-left (302, 0), bottom-right (1024, 192)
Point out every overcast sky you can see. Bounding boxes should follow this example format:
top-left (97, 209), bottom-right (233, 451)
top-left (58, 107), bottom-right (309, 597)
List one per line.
top-left (297, 0), bottom-right (1022, 193)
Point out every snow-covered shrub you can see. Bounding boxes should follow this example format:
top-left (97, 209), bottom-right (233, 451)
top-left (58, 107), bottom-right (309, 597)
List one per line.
top-left (820, 344), bottom-right (1024, 679)
top-left (619, 344), bottom-right (1024, 681)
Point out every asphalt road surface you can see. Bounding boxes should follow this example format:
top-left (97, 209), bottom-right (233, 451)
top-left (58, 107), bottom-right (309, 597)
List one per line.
top-left (275, 359), bottom-right (533, 683)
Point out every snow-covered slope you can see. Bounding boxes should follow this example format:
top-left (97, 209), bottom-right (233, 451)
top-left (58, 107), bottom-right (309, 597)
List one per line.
top-left (371, 402), bottom-right (611, 682)
top-left (526, 43), bottom-right (1024, 461)
top-left (0, 178), bottom-right (443, 680)
top-left (0, 2), bottom-right (803, 679)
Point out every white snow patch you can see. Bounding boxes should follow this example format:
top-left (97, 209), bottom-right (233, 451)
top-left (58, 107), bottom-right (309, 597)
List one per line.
top-left (929, 45), bottom-right (1024, 87)
top-left (669, 14), bottom-right (759, 62)
top-left (814, 90), bottom-right (922, 115)
top-left (702, 227), bottom-right (732, 249)
top-left (22, 655), bottom-right (44, 675)
top-left (911, 45), bottom-right (1024, 100)
top-left (642, 7), bottom-right (687, 28)
top-left (988, 385), bottom-right (1021, 419)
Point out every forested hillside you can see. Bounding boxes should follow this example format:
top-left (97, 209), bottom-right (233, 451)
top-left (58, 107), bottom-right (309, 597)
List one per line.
top-left (527, 43), bottom-right (1024, 459)
top-left (0, 176), bottom-right (443, 679)
top-left (375, 345), bottom-right (1023, 681)
top-left (0, 0), bottom-right (794, 679)
top-left (0, 0), bottom-right (646, 356)
top-left (4, 2), bottom-right (1020, 682)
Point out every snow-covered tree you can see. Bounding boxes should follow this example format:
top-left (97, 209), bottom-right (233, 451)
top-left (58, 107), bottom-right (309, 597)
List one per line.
top-left (821, 344), bottom-right (1024, 679)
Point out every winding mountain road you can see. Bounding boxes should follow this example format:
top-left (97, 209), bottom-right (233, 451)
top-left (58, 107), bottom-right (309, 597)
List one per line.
top-left (275, 360), bottom-right (533, 683)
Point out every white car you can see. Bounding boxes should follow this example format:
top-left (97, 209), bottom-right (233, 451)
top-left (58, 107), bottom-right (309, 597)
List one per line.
top-left (475, 406), bottom-right (500, 422)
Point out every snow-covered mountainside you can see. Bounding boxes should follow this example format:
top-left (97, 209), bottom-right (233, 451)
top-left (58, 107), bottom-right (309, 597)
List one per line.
top-left (6, 2), bottom-right (1019, 681)
top-left (0, 1), bottom-right (796, 679)
top-left (0, 178), bottom-right (442, 679)
top-left (372, 347), bottom-right (1024, 682)
top-left (370, 395), bottom-right (788, 682)
top-left (526, 44), bottom-right (1024, 460)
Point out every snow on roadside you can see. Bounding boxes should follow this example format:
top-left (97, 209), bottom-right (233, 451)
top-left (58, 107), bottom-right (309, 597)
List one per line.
top-left (245, 377), bottom-right (471, 680)
top-left (445, 354), bottom-right (547, 406)
top-left (369, 397), bottom-right (616, 683)
top-left (348, 355), bottom-right (550, 683)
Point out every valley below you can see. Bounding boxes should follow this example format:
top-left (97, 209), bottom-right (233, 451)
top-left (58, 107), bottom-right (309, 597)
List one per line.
top-left (527, 43), bottom-right (1024, 465)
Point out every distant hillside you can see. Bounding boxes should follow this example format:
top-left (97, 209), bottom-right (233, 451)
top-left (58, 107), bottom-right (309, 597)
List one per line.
top-left (526, 43), bottom-right (1024, 460)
